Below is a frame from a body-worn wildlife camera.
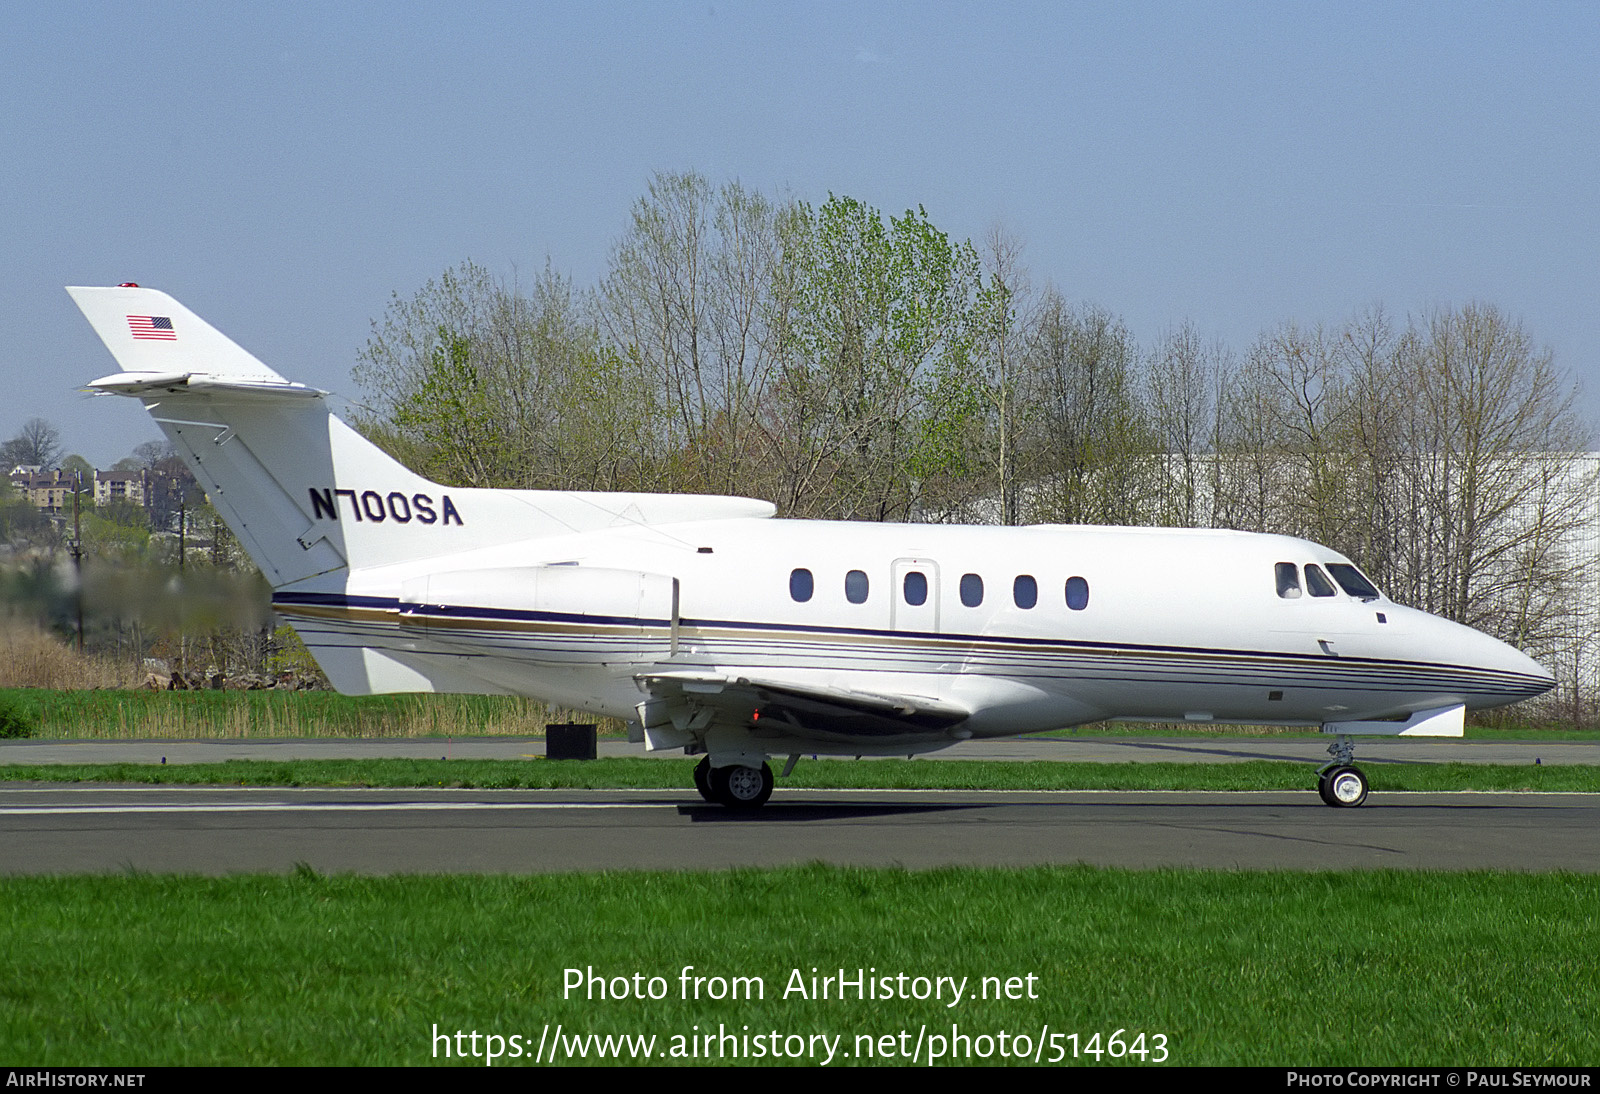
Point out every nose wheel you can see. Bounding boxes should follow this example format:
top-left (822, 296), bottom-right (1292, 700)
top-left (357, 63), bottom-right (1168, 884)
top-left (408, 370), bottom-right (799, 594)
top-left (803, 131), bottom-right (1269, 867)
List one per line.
top-left (1318, 765), bottom-right (1369, 807)
top-left (1316, 735), bottom-right (1369, 807)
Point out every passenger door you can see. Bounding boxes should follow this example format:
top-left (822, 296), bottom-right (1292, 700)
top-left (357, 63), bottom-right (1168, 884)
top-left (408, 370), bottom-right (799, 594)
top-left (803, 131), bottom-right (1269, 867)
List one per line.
top-left (890, 557), bottom-right (940, 633)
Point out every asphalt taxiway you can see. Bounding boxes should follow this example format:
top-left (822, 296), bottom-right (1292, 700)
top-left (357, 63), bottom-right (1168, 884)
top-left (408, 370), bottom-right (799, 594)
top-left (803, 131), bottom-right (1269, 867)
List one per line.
top-left (2, 785), bottom-right (1595, 874)
top-left (2, 736), bottom-right (1594, 874)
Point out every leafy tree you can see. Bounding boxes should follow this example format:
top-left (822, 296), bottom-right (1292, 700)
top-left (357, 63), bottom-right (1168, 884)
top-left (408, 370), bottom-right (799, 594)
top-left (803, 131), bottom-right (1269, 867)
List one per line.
top-left (354, 260), bottom-right (646, 491)
top-left (0, 496), bottom-right (49, 548)
top-left (769, 195), bottom-right (985, 521)
top-left (79, 507), bottom-right (151, 560)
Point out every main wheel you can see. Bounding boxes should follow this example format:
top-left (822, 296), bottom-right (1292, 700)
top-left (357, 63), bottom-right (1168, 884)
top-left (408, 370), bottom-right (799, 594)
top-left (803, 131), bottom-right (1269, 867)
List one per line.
top-left (1321, 765), bottom-right (1369, 808)
top-left (693, 757), bottom-right (714, 802)
top-left (711, 762), bottom-right (774, 809)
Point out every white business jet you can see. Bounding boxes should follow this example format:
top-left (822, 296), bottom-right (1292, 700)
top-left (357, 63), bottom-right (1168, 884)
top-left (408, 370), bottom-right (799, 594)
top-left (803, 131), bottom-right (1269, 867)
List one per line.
top-left (70, 285), bottom-right (1555, 808)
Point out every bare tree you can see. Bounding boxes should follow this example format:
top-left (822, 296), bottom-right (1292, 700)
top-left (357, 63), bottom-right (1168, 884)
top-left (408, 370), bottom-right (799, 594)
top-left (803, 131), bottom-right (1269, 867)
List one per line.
top-left (976, 224), bottom-right (1030, 525)
top-left (1015, 291), bottom-right (1153, 525)
top-left (1, 418), bottom-right (62, 470)
top-left (132, 440), bottom-right (173, 469)
top-left (596, 171), bottom-right (784, 496)
top-left (1397, 305), bottom-right (1593, 650)
top-left (1214, 302), bottom-right (1593, 706)
top-left (1147, 322), bottom-right (1222, 527)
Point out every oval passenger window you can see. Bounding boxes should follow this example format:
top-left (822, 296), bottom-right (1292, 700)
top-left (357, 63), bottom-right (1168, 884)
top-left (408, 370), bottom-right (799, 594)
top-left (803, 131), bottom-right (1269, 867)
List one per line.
top-left (1065, 576), bottom-right (1089, 611)
top-left (1014, 575), bottom-right (1037, 609)
top-left (903, 571), bottom-right (928, 606)
top-left (960, 573), bottom-right (984, 607)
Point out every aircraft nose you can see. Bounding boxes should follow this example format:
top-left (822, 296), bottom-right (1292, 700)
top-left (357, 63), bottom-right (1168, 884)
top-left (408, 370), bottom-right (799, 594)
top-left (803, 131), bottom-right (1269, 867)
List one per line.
top-left (1432, 614), bottom-right (1556, 708)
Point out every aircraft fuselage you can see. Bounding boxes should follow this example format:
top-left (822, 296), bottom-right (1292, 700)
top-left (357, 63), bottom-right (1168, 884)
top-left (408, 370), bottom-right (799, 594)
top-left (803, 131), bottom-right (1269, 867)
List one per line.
top-left (274, 518), bottom-right (1550, 743)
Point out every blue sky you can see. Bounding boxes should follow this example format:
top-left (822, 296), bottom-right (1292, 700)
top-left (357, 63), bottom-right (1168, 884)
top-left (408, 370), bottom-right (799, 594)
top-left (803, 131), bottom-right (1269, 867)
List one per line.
top-left (6, 2), bottom-right (1597, 465)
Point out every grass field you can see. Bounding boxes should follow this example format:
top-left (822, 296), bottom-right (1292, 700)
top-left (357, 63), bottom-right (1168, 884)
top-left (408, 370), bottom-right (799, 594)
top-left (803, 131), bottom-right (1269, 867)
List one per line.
top-left (3, 685), bottom-right (1595, 741)
top-left (2, 867), bottom-right (1596, 1066)
top-left (0, 686), bottom-right (610, 739)
top-left (3, 756), bottom-right (1599, 794)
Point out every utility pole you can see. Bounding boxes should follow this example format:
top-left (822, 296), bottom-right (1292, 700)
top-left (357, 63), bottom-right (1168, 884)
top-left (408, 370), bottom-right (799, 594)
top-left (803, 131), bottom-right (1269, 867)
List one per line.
top-left (71, 470), bottom-right (84, 651)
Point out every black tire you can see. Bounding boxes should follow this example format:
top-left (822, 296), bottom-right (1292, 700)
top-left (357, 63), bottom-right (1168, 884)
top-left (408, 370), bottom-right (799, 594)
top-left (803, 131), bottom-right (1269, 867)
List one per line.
top-left (1322, 765), bottom-right (1369, 808)
top-left (693, 757), bottom-right (714, 802)
top-left (1317, 769), bottom-right (1337, 807)
top-left (711, 762), bottom-right (774, 809)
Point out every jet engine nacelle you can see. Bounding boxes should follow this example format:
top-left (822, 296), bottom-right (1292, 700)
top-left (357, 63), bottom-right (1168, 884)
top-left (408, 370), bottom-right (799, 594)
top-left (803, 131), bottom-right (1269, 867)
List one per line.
top-left (398, 565), bottom-right (678, 639)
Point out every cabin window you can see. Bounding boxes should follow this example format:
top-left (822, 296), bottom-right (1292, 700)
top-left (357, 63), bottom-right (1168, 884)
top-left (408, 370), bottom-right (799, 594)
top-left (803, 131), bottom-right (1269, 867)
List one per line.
top-left (903, 570), bottom-right (928, 606)
top-left (960, 573), bottom-right (984, 607)
top-left (1305, 564), bottom-right (1337, 598)
top-left (845, 569), bottom-right (870, 604)
top-left (1327, 563), bottom-right (1381, 601)
top-left (1065, 576), bottom-right (1090, 611)
top-left (1013, 574), bottom-right (1038, 609)
top-left (1275, 562), bottom-right (1302, 599)
top-left (789, 568), bottom-right (813, 603)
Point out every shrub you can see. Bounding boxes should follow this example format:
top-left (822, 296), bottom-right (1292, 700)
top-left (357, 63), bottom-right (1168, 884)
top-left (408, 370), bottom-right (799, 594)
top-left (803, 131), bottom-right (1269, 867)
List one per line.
top-left (0, 693), bottom-right (36, 738)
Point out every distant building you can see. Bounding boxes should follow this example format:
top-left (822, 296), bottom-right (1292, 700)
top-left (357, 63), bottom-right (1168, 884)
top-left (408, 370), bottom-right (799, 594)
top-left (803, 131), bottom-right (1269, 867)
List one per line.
top-left (93, 468), bottom-right (150, 508)
top-left (7, 468), bottom-right (80, 514)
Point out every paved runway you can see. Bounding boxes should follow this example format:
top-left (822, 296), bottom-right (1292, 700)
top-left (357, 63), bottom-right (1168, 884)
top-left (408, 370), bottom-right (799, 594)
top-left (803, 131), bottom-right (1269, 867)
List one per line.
top-left (2, 785), bottom-right (1595, 874)
top-left (3, 736), bottom-right (1592, 874)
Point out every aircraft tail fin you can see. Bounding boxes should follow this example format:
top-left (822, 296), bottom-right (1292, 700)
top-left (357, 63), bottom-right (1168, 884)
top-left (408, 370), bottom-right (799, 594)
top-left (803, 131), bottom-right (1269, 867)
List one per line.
top-left (69, 285), bottom-right (448, 586)
top-left (69, 284), bottom-right (290, 385)
top-left (69, 285), bottom-right (775, 590)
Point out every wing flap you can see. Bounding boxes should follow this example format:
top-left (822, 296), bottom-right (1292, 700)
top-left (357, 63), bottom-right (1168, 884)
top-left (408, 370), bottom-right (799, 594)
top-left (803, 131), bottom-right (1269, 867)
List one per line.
top-left (638, 670), bottom-right (970, 741)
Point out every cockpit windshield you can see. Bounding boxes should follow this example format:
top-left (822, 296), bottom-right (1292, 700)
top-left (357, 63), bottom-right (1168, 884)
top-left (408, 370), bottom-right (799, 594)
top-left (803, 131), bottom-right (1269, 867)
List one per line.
top-left (1326, 563), bottom-right (1382, 601)
top-left (1304, 565), bottom-right (1337, 597)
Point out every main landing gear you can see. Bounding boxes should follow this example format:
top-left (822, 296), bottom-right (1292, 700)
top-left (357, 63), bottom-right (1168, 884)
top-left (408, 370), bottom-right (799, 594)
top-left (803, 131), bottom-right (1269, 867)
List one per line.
top-left (693, 757), bottom-right (774, 809)
top-left (1316, 735), bottom-right (1369, 807)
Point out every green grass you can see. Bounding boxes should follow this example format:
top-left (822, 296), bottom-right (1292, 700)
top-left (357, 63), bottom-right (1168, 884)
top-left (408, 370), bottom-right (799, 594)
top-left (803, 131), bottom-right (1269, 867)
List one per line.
top-left (0, 686), bottom-right (609, 739)
top-left (5, 686), bottom-right (1595, 741)
top-left (1, 867), bottom-right (1596, 1066)
top-left (3, 757), bottom-right (1598, 793)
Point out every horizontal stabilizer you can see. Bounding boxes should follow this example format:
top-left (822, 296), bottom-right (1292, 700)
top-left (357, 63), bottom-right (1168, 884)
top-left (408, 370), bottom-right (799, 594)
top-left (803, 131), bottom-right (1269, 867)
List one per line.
top-left (87, 371), bottom-right (326, 400)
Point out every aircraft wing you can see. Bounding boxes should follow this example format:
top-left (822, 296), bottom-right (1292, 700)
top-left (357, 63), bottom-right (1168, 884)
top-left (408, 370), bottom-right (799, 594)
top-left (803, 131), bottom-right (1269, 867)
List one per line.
top-left (636, 669), bottom-right (970, 742)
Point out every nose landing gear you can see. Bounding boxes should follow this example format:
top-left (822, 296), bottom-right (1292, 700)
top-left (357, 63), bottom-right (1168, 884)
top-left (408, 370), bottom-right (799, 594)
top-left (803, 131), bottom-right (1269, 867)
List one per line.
top-left (1316, 735), bottom-right (1369, 807)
